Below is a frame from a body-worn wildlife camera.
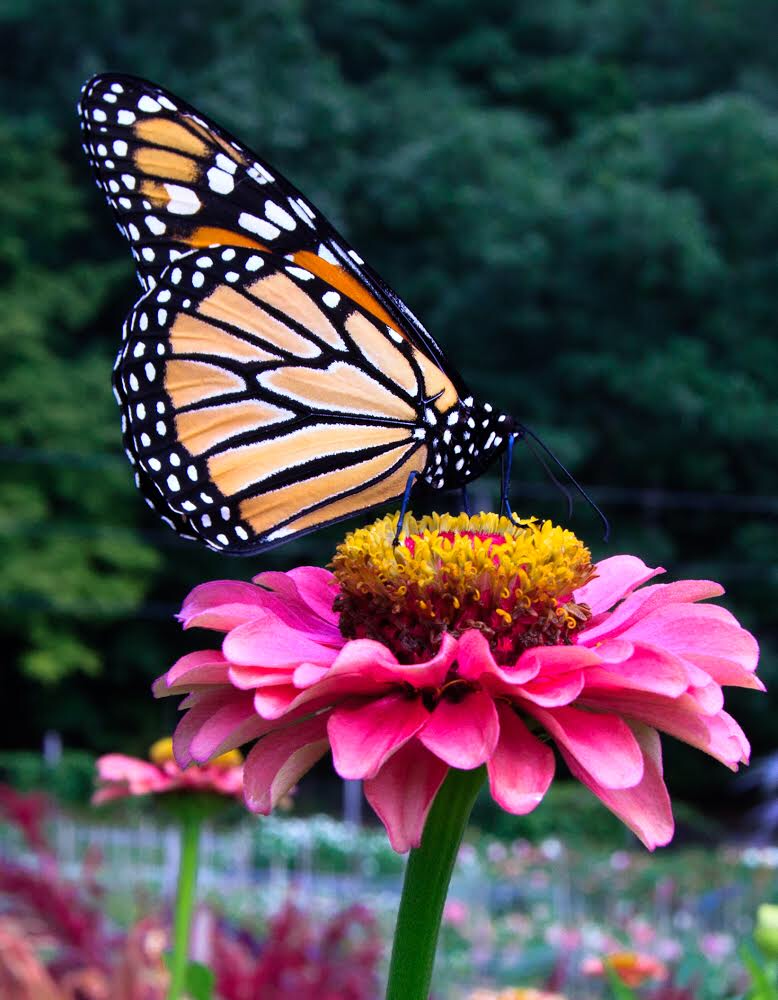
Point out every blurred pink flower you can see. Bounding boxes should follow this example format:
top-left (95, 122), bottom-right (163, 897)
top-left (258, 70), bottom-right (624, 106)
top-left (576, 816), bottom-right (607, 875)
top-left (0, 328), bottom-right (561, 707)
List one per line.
top-left (700, 932), bottom-right (734, 962)
top-left (443, 900), bottom-right (470, 928)
top-left (155, 513), bottom-right (760, 852)
top-left (93, 738), bottom-right (243, 804)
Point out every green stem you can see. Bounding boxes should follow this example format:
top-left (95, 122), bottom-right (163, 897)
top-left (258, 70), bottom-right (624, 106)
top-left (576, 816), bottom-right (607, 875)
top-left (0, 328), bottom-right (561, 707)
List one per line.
top-left (167, 808), bottom-right (201, 1000)
top-left (385, 766), bottom-right (486, 1000)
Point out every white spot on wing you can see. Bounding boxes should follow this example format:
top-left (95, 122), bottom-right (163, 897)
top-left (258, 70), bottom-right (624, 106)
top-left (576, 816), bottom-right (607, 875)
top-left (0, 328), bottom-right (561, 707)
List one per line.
top-left (317, 244), bottom-right (338, 265)
top-left (206, 166), bottom-right (234, 194)
top-left (215, 153), bottom-right (237, 174)
top-left (285, 266), bottom-right (313, 281)
top-left (164, 184), bottom-right (201, 215)
top-left (238, 212), bottom-right (280, 239)
top-left (138, 95), bottom-right (162, 113)
top-left (264, 200), bottom-right (296, 230)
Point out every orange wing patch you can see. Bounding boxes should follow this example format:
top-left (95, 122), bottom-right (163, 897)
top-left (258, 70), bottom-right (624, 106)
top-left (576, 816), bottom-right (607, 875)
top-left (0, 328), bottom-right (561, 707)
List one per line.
top-left (344, 311), bottom-right (418, 395)
top-left (208, 423), bottom-right (411, 497)
top-left (257, 362), bottom-right (416, 422)
top-left (240, 444), bottom-right (419, 535)
top-left (413, 348), bottom-right (459, 411)
top-left (176, 400), bottom-right (293, 456)
top-left (186, 227), bottom-right (268, 251)
top-left (197, 286), bottom-right (320, 359)
top-left (134, 118), bottom-right (210, 157)
top-left (165, 358), bottom-right (244, 409)
top-left (249, 273), bottom-right (345, 351)
top-left (267, 447), bottom-right (427, 540)
top-left (293, 251), bottom-right (396, 330)
top-left (135, 147), bottom-right (199, 183)
top-left (170, 313), bottom-right (280, 363)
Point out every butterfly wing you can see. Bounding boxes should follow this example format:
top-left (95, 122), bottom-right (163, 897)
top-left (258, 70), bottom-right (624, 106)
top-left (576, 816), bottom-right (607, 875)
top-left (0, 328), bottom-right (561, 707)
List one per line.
top-left (114, 245), bottom-right (466, 553)
top-left (79, 73), bottom-right (459, 383)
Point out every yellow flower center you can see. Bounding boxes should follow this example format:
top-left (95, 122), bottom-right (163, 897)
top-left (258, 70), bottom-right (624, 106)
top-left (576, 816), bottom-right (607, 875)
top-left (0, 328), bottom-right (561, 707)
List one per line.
top-left (148, 737), bottom-right (242, 769)
top-left (332, 512), bottom-right (594, 663)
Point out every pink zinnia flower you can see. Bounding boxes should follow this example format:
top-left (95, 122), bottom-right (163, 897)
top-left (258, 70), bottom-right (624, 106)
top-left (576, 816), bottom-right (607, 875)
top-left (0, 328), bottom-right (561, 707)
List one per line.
top-left (155, 513), bottom-right (760, 852)
top-left (93, 738), bottom-right (243, 804)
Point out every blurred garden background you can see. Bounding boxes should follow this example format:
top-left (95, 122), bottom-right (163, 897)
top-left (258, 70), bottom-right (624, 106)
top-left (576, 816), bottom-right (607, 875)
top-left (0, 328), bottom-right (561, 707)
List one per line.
top-left (1, 1), bottom-right (778, 996)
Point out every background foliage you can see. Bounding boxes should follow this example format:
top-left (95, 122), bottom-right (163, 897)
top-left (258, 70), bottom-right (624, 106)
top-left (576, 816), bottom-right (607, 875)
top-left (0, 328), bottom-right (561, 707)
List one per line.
top-left (1, 0), bottom-right (776, 808)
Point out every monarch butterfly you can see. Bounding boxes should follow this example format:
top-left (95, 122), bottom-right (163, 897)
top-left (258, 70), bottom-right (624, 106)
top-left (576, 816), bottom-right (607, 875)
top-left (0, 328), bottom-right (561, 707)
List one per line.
top-left (79, 74), bottom-right (600, 554)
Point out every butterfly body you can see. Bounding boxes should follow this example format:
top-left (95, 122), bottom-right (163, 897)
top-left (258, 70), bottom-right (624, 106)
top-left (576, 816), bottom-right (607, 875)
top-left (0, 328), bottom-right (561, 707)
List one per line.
top-left (79, 74), bottom-right (516, 554)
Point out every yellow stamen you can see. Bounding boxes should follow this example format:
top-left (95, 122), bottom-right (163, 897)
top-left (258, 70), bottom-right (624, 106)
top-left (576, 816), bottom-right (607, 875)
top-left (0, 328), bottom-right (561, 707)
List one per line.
top-left (332, 512), bottom-right (594, 663)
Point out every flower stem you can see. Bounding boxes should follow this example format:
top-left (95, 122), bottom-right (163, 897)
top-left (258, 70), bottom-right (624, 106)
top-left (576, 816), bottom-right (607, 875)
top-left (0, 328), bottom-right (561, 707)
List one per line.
top-left (385, 766), bottom-right (486, 1000)
top-left (166, 808), bottom-right (201, 1000)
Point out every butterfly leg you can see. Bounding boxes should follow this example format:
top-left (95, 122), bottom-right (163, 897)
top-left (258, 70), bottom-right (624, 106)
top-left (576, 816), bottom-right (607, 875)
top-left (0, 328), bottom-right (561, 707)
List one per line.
top-left (392, 470), bottom-right (420, 545)
top-left (461, 486), bottom-right (472, 517)
top-left (500, 434), bottom-right (517, 521)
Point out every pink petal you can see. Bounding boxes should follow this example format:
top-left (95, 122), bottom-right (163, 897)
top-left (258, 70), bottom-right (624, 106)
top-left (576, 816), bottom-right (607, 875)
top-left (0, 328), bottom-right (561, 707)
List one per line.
top-left (516, 669), bottom-right (586, 707)
top-left (243, 715), bottom-right (331, 813)
top-left (456, 630), bottom-right (541, 688)
top-left (582, 579), bottom-right (725, 644)
top-left (364, 740), bottom-right (449, 853)
top-left (328, 693), bottom-right (430, 779)
top-left (582, 642), bottom-right (690, 699)
top-left (526, 705), bottom-right (644, 790)
top-left (418, 690), bottom-right (499, 769)
top-left (228, 664), bottom-right (299, 691)
top-left (250, 567), bottom-right (341, 640)
top-left (155, 650), bottom-right (230, 695)
top-left (686, 680), bottom-right (724, 715)
top-left (296, 635), bottom-right (457, 690)
top-left (562, 723), bottom-right (674, 849)
top-left (620, 603), bottom-right (760, 685)
top-left (95, 754), bottom-right (164, 790)
top-left (487, 703), bottom-right (555, 814)
top-left (93, 785), bottom-right (132, 805)
top-left (172, 689), bottom-right (255, 767)
top-left (179, 581), bottom-right (272, 631)
top-left (189, 703), bottom-right (276, 763)
top-left (255, 566), bottom-right (340, 625)
top-left (253, 684), bottom-right (302, 719)
top-left (255, 670), bottom-right (395, 720)
top-left (578, 690), bottom-right (750, 769)
top-left (575, 555), bottom-right (664, 615)
top-left (223, 615), bottom-right (340, 670)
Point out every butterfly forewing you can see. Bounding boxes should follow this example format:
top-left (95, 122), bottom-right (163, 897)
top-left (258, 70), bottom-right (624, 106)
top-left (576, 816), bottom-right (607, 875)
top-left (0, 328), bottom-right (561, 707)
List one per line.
top-left (116, 246), bottom-right (440, 553)
top-left (78, 73), bottom-right (458, 383)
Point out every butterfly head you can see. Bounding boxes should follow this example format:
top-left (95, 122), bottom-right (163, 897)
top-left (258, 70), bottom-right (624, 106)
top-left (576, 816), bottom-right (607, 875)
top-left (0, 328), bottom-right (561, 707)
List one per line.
top-left (422, 397), bottom-right (516, 491)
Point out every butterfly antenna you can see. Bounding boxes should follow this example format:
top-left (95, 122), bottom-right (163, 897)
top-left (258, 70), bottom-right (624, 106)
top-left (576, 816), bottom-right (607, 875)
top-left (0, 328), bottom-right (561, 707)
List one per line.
top-left (523, 436), bottom-right (575, 519)
top-left (516, 424), bottom-right (610, 541)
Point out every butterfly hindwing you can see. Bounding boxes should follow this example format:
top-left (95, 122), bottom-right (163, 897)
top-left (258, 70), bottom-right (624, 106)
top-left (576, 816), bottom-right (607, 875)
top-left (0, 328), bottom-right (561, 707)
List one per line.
top-left (116, 245), bottom-right (439, 553)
